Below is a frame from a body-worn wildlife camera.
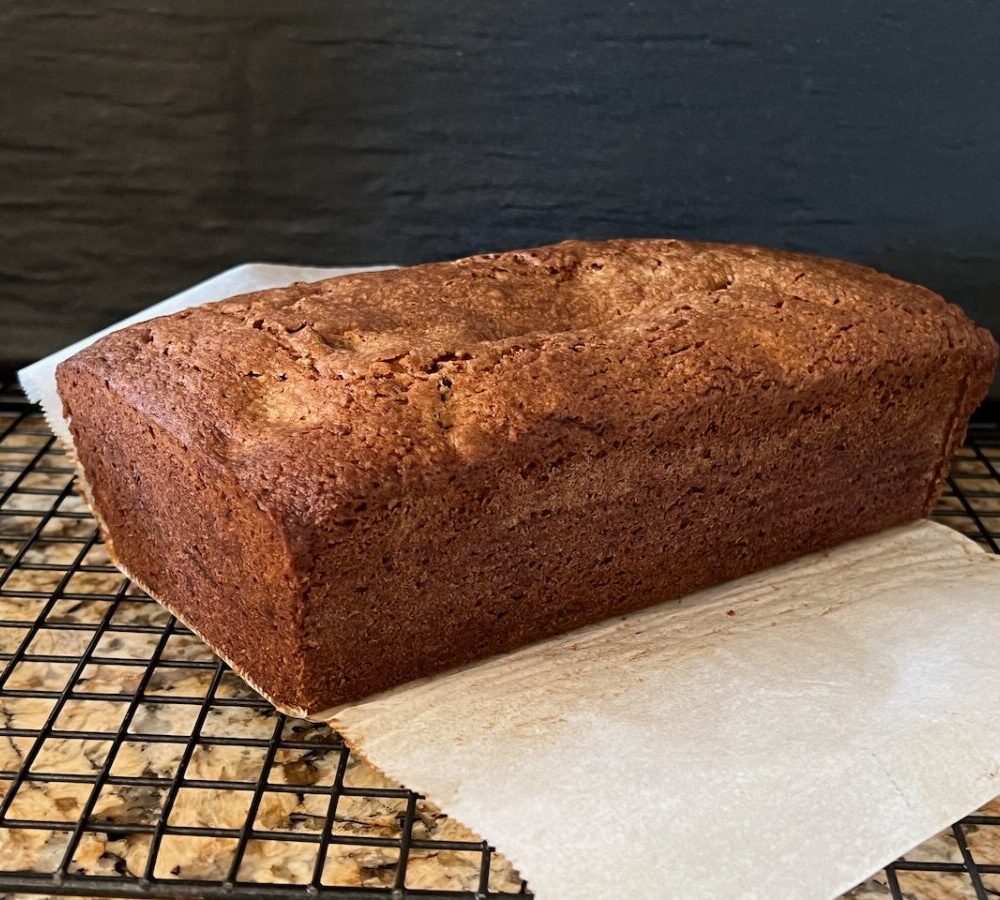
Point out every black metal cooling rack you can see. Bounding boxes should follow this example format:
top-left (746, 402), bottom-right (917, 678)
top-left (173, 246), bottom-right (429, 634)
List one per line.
top-left (2, 378), bottom-right (1000, 900)
top-left (0, 381), bottom-right (525, 899)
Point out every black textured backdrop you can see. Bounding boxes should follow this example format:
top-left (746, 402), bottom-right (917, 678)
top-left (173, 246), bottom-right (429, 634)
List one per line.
top-left (2, 0), bottom-right (1000, 380)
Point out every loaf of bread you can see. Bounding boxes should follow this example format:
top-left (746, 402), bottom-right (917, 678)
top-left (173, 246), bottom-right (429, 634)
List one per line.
top-left (56, 239), bottom-right (997, 714)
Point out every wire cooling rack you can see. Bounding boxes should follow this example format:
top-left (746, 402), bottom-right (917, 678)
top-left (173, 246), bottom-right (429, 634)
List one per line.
top-left (2, 380), bottom-right (1000, 900)
top-left (0, 380), bottom-right (526, 898)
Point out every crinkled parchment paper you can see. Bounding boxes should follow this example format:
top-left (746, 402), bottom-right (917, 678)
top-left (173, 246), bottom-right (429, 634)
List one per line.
top-left (331, 520), bottom-right (1000, 899)
top-left (20, 265), bottom-right (1000, 899)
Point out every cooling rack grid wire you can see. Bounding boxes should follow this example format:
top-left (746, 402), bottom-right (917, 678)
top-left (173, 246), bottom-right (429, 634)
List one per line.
top-left (2, 379), bottom-right (1000, 900)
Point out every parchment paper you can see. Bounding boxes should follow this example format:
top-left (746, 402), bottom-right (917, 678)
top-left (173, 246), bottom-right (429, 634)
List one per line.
top-left (332, 520), bottom-right (1000, 899)
top-left (19, 265), bottom-right (1000, 900)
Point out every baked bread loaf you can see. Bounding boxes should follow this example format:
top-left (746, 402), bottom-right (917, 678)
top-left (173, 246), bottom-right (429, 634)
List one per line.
top-left (56, 239), bottom-right (997, 715)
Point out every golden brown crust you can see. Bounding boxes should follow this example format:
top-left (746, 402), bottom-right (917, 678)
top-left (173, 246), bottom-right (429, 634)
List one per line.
top-left (56, 239), bottom-right (998, 712)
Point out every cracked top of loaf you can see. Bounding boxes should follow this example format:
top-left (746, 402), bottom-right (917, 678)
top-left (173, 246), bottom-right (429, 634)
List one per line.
top-left (57, 238), bottom-right (996, 531)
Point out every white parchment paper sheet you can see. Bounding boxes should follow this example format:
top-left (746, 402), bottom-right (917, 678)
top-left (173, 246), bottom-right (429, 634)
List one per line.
top-left (19, 265), bottom-right (1000, 899)
top-left (334, 521), bottom-right (1000, 900)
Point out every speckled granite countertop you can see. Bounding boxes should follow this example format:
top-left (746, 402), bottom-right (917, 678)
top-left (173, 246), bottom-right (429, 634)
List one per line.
top-left (1, 405), bottom-right (999, 898)
top-left (0, 544), bottom-right (523, 893)
top-left (0, 690), bottom-right (523, 892)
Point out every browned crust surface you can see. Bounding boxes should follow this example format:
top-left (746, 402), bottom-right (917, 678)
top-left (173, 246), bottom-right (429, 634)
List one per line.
top-left (55, 239), bottom-right (998, 712)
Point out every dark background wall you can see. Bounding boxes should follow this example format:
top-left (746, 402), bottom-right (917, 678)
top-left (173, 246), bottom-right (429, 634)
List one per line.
top-left (2, 0), bottom-right (999, 384)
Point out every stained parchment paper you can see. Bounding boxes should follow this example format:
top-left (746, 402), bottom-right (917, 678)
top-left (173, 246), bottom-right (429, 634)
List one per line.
top-left (19, 266), bottom-right (1000, 900)
top-left (332, 520), bottom-right (1000, 899)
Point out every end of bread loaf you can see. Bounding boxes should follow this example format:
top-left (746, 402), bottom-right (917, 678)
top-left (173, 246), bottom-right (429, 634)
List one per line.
top-left (56, 239), bottom-right (997, 714)
top-left (56, 357), bottom-right (314, 709)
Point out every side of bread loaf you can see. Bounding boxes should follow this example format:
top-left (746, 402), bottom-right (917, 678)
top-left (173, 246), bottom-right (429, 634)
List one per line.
top-left (56, 239), bottom-right (997, 714)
